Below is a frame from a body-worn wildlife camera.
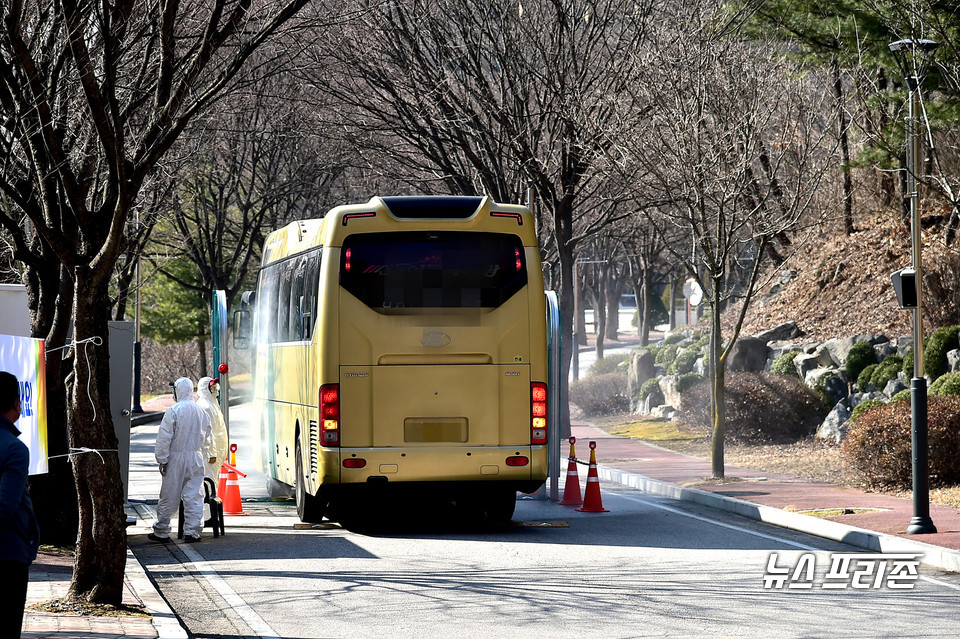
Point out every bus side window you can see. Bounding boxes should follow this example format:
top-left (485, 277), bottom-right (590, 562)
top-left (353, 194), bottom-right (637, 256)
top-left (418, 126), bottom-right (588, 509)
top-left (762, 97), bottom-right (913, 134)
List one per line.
top-left (302, 251), bottom-right (321, 340)
top-left (259, 265), bottom-right (281, 344)
top-left (288, 256), bottom-right (306, 340)
top-left (277, 266), bottom-right (293, 342)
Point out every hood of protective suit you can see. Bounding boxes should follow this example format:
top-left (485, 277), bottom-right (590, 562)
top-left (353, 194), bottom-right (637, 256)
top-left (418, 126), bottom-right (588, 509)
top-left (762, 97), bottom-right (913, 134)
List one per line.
top-left (173, 377), bottom-right (195, 403)
top-left (198, 376), bottom-right (215, 402)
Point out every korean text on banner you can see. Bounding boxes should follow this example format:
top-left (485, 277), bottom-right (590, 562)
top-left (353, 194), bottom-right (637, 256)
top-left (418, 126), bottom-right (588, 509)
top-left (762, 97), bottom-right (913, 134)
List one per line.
top-left (0, 334), bottom-right (48, 474)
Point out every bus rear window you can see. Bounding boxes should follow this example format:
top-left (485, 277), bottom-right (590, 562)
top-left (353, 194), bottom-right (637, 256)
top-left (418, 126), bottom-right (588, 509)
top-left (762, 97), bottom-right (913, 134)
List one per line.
top-left (340, 231), bottom-right (527, 310)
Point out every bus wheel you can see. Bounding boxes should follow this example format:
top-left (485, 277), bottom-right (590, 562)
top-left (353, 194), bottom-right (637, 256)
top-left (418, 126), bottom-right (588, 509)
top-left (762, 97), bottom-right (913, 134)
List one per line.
top-left (295, 442), bottom-right (326, 523)
top-left (485, 488), bottom-right (517, 523)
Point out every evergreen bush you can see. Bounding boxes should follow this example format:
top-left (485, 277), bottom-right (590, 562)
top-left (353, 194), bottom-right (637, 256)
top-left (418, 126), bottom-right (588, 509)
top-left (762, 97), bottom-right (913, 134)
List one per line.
top-left (770, 350), bottom-right (800, 377)
top-left (639, 377), bottom-right (661, 401)
top-left (845, 341), bottom-right (877, 384)
top-left (857, 364), bottom-right (878, 391)
top-left (870, 355), bottom-right (903, 389)
top-left (930, 372), bottom-right (960, 397)
top-left (924, 326), bottom-right (960, 381)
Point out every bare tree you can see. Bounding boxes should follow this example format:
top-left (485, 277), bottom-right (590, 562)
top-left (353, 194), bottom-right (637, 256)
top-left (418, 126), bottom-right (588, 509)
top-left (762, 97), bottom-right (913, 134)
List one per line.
top-left (0, 0), bottom-right (316, 603)
top-left (627, 1), bottom-right (836, 477)
top-left (314, 0), bottom-right (657, 430)
top-left (149, 67), bottom-right (349, 372)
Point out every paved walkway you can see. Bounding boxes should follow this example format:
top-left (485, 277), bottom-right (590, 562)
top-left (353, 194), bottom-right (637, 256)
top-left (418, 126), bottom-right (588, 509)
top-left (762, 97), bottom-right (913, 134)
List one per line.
top-left (22, 396), bottom-right (960, 636)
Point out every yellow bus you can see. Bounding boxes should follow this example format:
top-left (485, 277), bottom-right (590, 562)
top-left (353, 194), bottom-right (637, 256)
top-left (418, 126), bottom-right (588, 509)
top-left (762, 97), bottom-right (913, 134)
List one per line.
top-left (244, 196), bottom-right (549, 523)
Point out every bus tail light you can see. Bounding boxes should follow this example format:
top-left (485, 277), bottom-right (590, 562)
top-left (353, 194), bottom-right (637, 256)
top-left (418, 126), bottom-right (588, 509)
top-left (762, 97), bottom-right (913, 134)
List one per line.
top-left (343, 458), bottom-right (366, 469)
top-left (531, 382), bottom-right (547, 445)
top-left (320, 384), bottom-right (340, 447)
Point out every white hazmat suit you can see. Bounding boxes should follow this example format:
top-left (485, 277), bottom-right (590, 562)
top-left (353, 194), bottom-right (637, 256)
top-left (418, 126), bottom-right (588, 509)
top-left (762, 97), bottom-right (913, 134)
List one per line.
top-left (197, 376), bottom-right (229, 483)
top-left (153, 377), bottom-right (214, 540)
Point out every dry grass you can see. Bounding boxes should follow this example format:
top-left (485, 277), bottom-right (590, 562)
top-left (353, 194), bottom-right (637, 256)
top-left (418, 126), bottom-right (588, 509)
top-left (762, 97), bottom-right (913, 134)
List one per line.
top-left (591, 413), bottom-right (960, 509)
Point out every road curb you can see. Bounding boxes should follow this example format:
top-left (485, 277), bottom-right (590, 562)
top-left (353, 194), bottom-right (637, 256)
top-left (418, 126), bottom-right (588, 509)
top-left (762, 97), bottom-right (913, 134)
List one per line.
top-left (597, 464), bottom-right (960, 574)
top-left (126, 517), bottom-right (189, 638)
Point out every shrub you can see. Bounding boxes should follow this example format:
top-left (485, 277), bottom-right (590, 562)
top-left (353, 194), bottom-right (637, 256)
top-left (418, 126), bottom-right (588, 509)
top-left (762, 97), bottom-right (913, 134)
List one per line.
top-left (677, 372), bottom-right (828, 444)
top-left (588, 353), bottom-right (630, 377)
top-left (655, 343), bottom-right (679, 367)
top-left (668, 345), bottom-right (701, 375)
top-left (849, 399), bottom-right (885, 425)
top-left (842, 396), bottom-right (960, 490)
top-left (930, 372), bottom-right (960, 397)
top-left (569, 372), bottom-right (630, 416)
top-left (870, 355), bottom-right (903, 390)
top-left (857, 364), bottom-right (878, 391)
top-left (639, 377), bottom-right (661, 401)
top-left (662, 332), bottom-right (686, 346)
top-left (890, 389), bottom-right (911, 403)
top-left (924, 326), bottom-right (960, 381)
top-left (902, 347), bottom-right (914, 379)
top-left (677, 372), bottom-right (703, 393)
top-left (845, 341), bottom-right (877, 383)
top-left (770, 350), bottom-right (800, 377)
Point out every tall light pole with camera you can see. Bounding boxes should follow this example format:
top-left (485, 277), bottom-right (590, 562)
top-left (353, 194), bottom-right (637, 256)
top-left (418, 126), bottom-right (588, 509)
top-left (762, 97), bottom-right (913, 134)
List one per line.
top-left (888, 37), bottom-right (938, 535)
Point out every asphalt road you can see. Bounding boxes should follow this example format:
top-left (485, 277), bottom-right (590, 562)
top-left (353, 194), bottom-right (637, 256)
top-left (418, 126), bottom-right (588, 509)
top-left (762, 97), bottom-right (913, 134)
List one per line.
top-left (128, 403), bottom-right (960, 639)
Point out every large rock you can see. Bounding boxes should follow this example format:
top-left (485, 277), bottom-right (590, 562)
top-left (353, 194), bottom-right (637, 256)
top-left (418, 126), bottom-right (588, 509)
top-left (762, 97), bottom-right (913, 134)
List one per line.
top-left (822, 335), bottom-right (885, 368)
top-left (627, 349), bottom-right (657, 410)
top-left (794, 349), bottom-right (832, 379)
top-left (639, 386), bottom-right (666, 415)
top-left (755, 321), bottom-right (804, 343)
top-left (659, 375), bottom-right (682, 410)
top-left (805, 368), bottom-right (848, 404)
top-left (948, 349), bottom-right (960, 373)
top-left (727, 337), bottom-right (768, 372)
top-left (883, 377), bottom-right (907, 398)
top-left (817, 400), bottom-right (852, 443)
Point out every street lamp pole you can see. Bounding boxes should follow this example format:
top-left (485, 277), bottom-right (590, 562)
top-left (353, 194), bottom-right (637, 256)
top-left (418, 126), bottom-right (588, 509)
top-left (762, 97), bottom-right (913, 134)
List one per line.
top-left (889, 38), bottom-right (938, 535)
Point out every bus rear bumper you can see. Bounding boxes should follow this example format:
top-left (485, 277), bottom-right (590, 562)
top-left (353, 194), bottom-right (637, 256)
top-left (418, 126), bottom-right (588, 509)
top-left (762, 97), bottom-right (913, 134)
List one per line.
top-left (327, 445), bottom-right (547, 488)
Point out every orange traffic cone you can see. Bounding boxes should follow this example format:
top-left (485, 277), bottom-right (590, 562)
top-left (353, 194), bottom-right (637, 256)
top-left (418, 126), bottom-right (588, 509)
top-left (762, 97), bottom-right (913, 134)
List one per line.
top-left (577, 441), bottom-right (609, 513)
top-left (560, 437), bottom-right (583, 506)
top-left (220, 461), bottom-right (248, 516)
top-left (218, 443), bottom-right (239, 498)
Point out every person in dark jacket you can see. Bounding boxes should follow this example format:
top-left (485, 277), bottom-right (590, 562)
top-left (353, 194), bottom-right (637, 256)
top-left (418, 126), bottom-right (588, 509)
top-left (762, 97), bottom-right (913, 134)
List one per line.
top-left (0, 371), bottom-right (40, 639)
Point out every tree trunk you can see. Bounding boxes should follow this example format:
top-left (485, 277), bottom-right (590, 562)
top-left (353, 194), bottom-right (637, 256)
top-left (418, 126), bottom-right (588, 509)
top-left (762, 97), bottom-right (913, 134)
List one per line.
top-left (25, 262), bottom-right (80, 545)
top-left (709, 280), bottom-right (726, 479)
top-left (639, 268), bottom-right (652, 346)
top-left (594, 263), bottom-right (607, 361)
top-left (832, 60), bottom-right (855, 236)
top-left (67, 272), bottom-right (127, 604)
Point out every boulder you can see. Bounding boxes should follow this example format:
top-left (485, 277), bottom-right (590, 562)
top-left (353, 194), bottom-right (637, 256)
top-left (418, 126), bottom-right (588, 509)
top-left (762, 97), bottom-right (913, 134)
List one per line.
top-left (883, 377), bottom-right (908, 398)
top-left (626, 349), bottom-right (656, 407)
top-left (849, 391), bottom-right (886, 409)
top-left (805, 368), bottom-right (847, 404)
top-left (794, 352), bottom-right (827, 379)
top-left (755, 321), bottom-right (804, 343)
top-left (817, 400), bottom-right (852, 443)
top-left (822, 335), bottom-right (884, 368)
top-left (659, 375), bottom-right (682, 410)
top-left (650, 405), bottom-right (677, 420)
top-left (727, 337), bottom-right (768, 372)
top-left (636, 383), bottom-right (665, 415)
top-left (948, 349), bottom-right (960, 373)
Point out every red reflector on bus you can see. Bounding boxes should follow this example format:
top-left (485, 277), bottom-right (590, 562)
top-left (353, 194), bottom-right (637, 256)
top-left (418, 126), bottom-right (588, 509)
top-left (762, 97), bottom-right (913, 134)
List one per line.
top-left (345, 248), bottom-right (351, 272)
top-left (506, 456), bottom-right (529, 467)
top-left (491, 211), bottom-right (523, 226)
top-left (342, 212), bottom-right (376, 226)
top-left (515, 247), bottom-right (522, 272)
top-left (343, 458), bottom-right (367, 469)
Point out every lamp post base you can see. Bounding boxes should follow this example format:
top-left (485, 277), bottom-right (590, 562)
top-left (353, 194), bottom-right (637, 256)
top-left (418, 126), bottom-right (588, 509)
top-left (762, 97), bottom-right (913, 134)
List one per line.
top-left (907, 516), bottom-right (937, 535)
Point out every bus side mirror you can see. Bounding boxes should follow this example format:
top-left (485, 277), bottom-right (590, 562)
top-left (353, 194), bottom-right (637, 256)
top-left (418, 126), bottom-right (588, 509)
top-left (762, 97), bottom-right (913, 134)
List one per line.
top-left (233, 310), bottom-right (251, 349)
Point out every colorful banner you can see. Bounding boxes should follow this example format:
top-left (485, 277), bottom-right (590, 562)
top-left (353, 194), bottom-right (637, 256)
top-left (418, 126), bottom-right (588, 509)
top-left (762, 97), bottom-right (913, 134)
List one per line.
top-left (0, 334), bottom-right (48, 474)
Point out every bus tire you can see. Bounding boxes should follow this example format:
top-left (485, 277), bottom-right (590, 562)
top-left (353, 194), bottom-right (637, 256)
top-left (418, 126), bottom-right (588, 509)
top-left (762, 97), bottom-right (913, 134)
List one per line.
top-left (485, 487), bottom-right (517, 523)
top-left (295, 442), bottom-right (325, 523)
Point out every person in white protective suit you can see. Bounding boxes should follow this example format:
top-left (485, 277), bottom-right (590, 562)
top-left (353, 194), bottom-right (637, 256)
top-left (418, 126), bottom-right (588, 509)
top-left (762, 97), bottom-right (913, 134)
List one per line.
top-left (196, 376), bottom-right (228, 483)
top-left (149, 377), bottom-right (214, 543)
